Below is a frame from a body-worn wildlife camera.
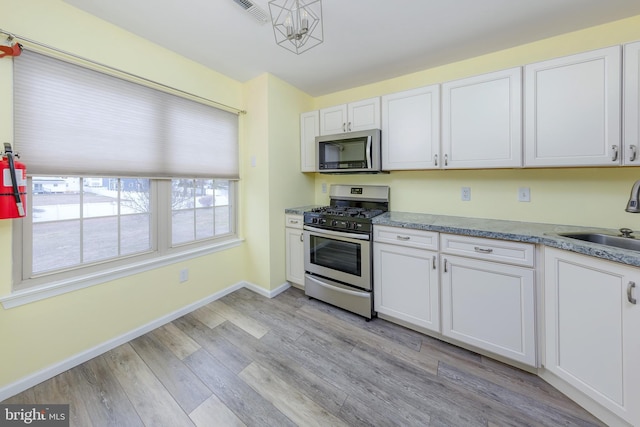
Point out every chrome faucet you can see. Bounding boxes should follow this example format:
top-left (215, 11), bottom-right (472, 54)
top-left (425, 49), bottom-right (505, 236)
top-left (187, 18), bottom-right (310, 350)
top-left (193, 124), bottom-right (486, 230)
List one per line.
top-left (626, 180), bottom-right (640, 213)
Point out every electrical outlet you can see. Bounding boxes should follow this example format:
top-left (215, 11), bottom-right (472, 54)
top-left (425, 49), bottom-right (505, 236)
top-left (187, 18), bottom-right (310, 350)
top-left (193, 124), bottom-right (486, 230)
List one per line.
top-left (518, 187), bottom-right (531, 202)
top-left (461, 187), bottom-right (471, 201)
top-left (179, 268), bottom-right (189, 283)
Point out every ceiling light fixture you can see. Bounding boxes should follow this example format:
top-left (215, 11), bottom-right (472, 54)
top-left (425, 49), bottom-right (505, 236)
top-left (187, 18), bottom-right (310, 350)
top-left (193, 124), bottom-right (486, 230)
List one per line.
top-left (268, 0), bottom-right (323, 55)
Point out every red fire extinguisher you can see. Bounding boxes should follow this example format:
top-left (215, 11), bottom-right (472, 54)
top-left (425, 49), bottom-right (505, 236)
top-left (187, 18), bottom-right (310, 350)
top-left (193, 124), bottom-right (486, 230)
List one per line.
top-left (0, 143), bottom-right (26, 218)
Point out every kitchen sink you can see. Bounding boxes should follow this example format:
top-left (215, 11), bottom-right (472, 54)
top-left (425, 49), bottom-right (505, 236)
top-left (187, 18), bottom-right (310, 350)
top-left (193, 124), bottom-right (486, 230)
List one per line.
top-left (558, 232), bottom-right (640, 251)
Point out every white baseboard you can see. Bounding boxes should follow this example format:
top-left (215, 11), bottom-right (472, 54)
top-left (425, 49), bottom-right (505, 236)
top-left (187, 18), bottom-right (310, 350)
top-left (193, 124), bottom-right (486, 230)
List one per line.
top-left (0, 280), bottom-right (282, 402)
top-left (244, 281), bottom-right (291, 298)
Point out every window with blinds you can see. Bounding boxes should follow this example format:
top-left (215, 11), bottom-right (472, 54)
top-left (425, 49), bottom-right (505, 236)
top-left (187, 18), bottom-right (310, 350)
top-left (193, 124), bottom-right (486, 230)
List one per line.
top-left (12, 50), bottom-right (240, 293)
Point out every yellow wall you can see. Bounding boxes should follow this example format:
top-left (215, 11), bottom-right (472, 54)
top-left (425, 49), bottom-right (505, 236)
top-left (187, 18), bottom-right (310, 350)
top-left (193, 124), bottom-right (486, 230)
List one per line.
top-left (241, 74), bottom-right (315, 289)
top-left (312, 14), bottom-right (640, 230)
top-left (4, 0), bottom-right (640, 397)
top-left (0, 0), bottom-right (254, 389)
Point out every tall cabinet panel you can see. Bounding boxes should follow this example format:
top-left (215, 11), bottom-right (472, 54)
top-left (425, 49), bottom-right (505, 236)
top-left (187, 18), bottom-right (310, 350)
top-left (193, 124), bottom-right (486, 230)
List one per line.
top-left (544, 248), bottom-right (640, 426)
top-left (300, 111), bottom-right (319, 172)
top-left (624, 41), bottom-right (640, 166)
top-left (442, 67), bottom-right (522, 169)
top-left (381, 85), bottom-right (440, 170)
top-left (524, 46), bottom-right (621, 167)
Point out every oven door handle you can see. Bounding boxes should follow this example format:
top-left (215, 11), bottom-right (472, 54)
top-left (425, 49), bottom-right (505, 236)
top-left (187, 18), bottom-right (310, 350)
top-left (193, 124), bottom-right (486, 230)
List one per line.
top-left (304, 225), bottom-right (370, 241)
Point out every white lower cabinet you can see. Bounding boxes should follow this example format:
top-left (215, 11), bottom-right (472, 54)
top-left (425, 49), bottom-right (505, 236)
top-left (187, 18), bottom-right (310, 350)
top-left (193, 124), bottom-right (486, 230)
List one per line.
top-left (285, 214), bottom-right (305, 287)
top-left (440, 234), bottom-right (536, 366)
top-left (373, 226), bottom-right (440, 332)
top-left (544, 247), bottom-right (640, 426)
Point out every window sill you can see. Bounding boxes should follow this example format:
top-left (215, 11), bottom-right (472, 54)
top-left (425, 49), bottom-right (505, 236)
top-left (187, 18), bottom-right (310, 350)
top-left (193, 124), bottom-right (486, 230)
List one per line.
top-left (1, 238), bottom-right (244, 309)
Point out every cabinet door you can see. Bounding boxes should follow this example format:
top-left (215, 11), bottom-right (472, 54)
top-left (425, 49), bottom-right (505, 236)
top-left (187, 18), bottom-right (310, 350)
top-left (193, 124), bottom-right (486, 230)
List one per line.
top-left (300, 111), bottom-right (319, 172)
top-left (624, 41), bottom-right (640, 166)
top-left (544, 248), bottom-right (640, 426)
top-left (441, 254), bottom-right (536, 366)
top-left (524, 46), bottom-right (621, 167)
top-left (381, 85), bottom-right (440, 170)
top-left (285, 227), bottom-right (305, 286)
top-left (348, 97), bottom-right (381, 132)
top-left (374, 243), bottom-right (440, 332)
top-left (442, 67), bottom-right (522, 169)
top-left (319, 104), bottom-right (348, 135)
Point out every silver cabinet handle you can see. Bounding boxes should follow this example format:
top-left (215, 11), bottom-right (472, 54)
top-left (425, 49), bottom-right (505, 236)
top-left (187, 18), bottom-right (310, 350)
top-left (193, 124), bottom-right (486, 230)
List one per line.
top-left (300, 233), bottom-right (304, 242)
top-left (434, 154), bottom-right (438, 166)
top-left (396, 235), bottom-right (410, 241)
top-left (444, 154), bottom-right (449, 166)
top-left (432, 255), bottom-right (436, 270)
top-left (288, 219), bottom-right (299, 224)
top-left (474, 246), bottom-right (494, 254)
top-left (612, 145), bottom-right (619, 162)
top-left (342, 123), bottom-right (346, 132)
top-left (347, 121), bottom-right (352, 132)
top-left (443, 258), bottom-right (448, 273)
top-left (630, 145), bottom-right (637, 162)
top-left (628, 281), bottom-right (637, 304)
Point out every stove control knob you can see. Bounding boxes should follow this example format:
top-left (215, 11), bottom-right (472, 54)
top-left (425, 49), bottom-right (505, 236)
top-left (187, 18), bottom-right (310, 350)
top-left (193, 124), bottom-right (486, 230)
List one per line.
top-left (319, 219), bottom-right (326, 225)
top-left (331, 220), bottom-right (338, 227)
top-left (345, 222), bottom-right (352, 229)
top-left (311, 217), bottom-right (318, 224)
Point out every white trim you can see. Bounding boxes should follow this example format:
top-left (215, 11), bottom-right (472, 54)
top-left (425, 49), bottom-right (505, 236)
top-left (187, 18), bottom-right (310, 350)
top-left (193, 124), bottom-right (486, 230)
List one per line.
top-left (0, 280), bottom-right (279, 402)
top-left (1, 239), bottom-right (244, 309)
top-left (244, 281), bottom-right (291, 298)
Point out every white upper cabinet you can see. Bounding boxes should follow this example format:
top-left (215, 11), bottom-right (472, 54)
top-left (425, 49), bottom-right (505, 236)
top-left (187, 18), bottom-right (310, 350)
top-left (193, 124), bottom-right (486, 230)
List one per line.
top-left (300, 110), bottom-right (319, 172)
top-left (624, 41), bottom-right (640, 166)
top-left (524, 46), bottom-right (622, 167)
top-left (319, 97), bottom-right (380, 135)
top-left (381, 85), bottom-right (440, 170)
top-left (442, 67), bottom-right (522, 169)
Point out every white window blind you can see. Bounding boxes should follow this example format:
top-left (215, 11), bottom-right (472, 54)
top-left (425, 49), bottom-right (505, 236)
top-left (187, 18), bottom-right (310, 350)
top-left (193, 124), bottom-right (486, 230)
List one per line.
top-left (13, 50), bottom-right (239, 179)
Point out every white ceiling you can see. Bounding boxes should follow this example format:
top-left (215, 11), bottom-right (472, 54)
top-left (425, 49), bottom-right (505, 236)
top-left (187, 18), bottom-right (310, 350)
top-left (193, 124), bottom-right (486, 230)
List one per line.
top-left (62, 0), bottom-right (640, 96)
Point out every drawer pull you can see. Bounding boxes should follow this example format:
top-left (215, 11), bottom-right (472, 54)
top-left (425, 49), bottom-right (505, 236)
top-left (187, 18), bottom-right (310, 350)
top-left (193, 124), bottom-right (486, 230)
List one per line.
top-left (628, 281), bottom-right (637, 305)
top-left (289, 219), bottom-right (299, 224)
top-left (443, 258), bottom-right (448, 273)
top-left (396, 235), bottom-right (411, 241)
top-left (474, 246), bottom-right (493, 254)
top-left (300, 233), bottom-right (304, 242)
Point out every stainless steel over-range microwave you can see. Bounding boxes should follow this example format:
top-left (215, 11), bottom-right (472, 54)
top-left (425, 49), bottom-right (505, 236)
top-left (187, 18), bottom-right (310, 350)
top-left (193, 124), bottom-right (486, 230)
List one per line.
top-left (316, 129), bottom-right (382, 173)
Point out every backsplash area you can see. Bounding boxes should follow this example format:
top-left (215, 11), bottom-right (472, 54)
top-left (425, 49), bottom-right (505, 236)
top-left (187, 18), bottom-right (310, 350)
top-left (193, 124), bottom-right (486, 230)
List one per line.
top-left (313, 167), bottom-right (640, 229)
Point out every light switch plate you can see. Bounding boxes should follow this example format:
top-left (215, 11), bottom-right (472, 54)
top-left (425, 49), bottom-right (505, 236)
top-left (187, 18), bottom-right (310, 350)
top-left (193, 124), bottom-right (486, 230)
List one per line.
top-left (518, 187), bottom-right (531, 202)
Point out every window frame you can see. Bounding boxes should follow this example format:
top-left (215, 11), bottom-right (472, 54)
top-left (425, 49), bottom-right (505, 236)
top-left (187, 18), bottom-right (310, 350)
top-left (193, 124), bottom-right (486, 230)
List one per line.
top-left (8, 177), bottom-right (240, 306)
top-left (5, 47), bottom-right (242, 308)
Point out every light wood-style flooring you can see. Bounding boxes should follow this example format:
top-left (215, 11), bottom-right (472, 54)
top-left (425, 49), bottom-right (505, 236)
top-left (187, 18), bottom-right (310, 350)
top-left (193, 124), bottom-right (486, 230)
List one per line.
top-left (3, 286), bottom-right (605, 426)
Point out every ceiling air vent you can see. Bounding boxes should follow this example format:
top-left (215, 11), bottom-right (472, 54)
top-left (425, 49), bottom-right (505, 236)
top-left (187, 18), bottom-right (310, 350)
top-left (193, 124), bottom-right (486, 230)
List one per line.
top-left (232, 0), bottom-right (270, 23)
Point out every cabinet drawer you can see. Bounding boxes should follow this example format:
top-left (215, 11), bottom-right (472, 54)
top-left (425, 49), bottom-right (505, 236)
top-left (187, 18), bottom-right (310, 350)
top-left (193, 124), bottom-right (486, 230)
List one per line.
top-left (374, 225), bottom-right (438, 250)
top-left (440, 233), bottom-right (534, 267)
top-left (285, 214), bottom-right (303, 229)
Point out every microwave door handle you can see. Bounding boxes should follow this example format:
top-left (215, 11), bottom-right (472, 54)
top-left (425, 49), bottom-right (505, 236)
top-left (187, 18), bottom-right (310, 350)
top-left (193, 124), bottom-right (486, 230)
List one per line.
top-left (366, 136), bottom-right (372, 169)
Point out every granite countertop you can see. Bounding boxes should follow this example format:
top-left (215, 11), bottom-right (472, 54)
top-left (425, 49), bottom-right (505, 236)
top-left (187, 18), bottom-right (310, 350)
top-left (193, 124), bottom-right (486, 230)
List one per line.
top-left (373, 211), bottom-right (640, 267)
top-left (285, 205), bottom-right (322, 215)
top-left (285, 206), bottom-right (640, 267)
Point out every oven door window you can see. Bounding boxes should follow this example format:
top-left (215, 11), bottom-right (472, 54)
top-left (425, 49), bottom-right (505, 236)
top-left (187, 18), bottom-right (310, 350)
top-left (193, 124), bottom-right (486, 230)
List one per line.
top-left (309, 234), bottom-right (361, 276)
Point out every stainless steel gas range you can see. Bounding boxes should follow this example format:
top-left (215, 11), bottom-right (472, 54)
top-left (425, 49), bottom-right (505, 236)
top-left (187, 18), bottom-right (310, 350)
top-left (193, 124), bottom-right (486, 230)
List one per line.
top-left (303, 184), bottom-right (389, 319)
